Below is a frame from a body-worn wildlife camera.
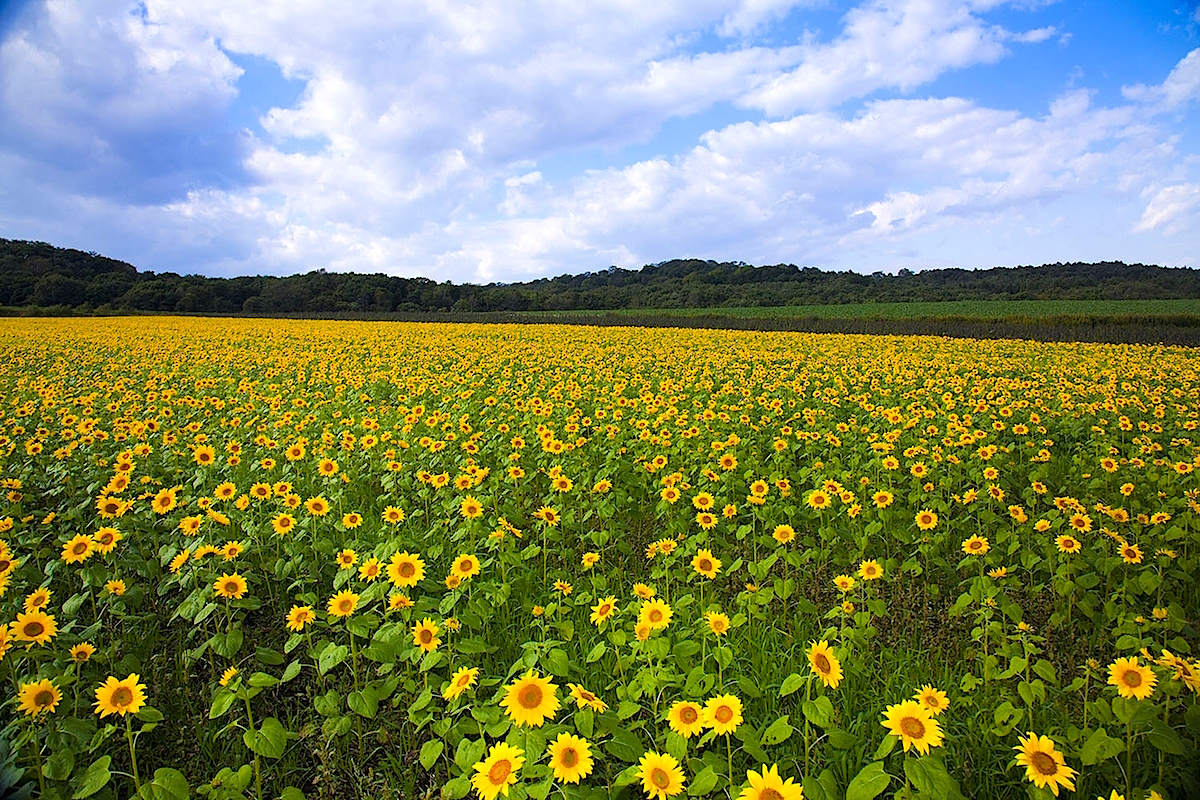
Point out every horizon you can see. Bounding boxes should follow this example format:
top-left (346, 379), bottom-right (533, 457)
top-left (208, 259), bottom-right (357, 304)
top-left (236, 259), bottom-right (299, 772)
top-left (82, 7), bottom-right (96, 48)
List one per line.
top-left (2, 1), bottom-right (1199, 283)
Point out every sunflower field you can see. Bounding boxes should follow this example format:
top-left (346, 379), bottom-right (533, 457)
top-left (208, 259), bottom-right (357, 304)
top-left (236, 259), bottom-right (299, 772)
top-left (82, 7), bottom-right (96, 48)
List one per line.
top-left (0, 317), bottom-right (1198, 800)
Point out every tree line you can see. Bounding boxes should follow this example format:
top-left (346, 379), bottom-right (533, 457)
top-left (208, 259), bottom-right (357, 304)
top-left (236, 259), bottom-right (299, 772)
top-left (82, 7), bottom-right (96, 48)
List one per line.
top-left (2, 238), bottom-right (1197, 314)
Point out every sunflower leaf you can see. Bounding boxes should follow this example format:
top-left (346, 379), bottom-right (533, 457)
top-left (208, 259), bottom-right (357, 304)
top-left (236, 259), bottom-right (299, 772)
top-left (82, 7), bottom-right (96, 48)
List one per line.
top-left (845, 761), bottom-right (890, 800)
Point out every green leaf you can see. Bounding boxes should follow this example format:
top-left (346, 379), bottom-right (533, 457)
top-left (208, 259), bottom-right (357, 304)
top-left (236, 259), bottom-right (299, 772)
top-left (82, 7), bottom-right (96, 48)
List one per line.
top-left (318, 643), bottom-right (348, 674)
top-left (209, 689), bottom-right (236, 719)
top-left (443, 776), bottom-right (471, 800)
top-left (545, 648), bottom-right (571, 677)
top-left (44, 749), bottom-right (75, 781)
top-left (136, 706), bottom-right (164, 723)
top-left (1147, 718), bottom-right (1185, 755)
top-left (72, 756), bottom-right (112, 799)
top-left (145, 767), bottom-right (191, 800)
top-left (280, 789), bottom-right (305, 800)
top-left (688, 766), bottom-right (719, 796)
top-left (603, 727), bottom-right (645, 763)
top-left (802, 695), bottom-right (834, 728)
top-left (760, 715), bottom-right (793, 746)
top-left (281, 660), bottom-right (302, 683)
top-left (248, 672), bottom-right (280, 688)
top-left (586, 642), bottom-right (606, 663)
top-left (1032, 659), bottom-right (1057, 685)
top-left (845, 761), bottom-right (891, 800)
top-left (455, 738), bottom-right (487, 772)
top-left (904, 755), bottom-right (964, 800)
top-left (243, 717), bottom-right (288, 759)
top-left (255, 646), bottom-right (285, 666)
top-left (419, 739), bottom-right (444, 770)
top-left (779, 673), bottom-right (805, 697)
top-left (1080, 728), bottom-right (1124, 765)
top-left (348, 689), bottom-right (378, 719)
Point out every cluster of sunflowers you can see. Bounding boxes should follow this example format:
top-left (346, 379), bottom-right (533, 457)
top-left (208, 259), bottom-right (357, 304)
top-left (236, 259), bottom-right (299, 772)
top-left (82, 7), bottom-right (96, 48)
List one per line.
top-left (0, 317), bottom-right (1197, 800)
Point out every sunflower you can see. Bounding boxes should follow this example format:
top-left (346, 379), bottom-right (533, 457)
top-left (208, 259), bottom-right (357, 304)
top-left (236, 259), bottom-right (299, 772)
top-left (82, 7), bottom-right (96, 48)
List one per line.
top-left (94, 674), bottom-right (147, 717)
top-left (71, 642), bottom-right (96, 662)
top-left (62, 534), bottom-right (95, 564)
top-left (93, 527), bottom-right (122, 554)
top-left (1108, 656), bottom-right (1156, 700)
top-left (1118, 541), bottom-right (1144, 565)
top-left (470, 742), bottom-right (525, 800)
top-left (317, 458), bottom-right (339, 477)
top-left (220, 667), bottom-right (239, 687)
top-left (452, 554), bottom-right (481, 579)
top-left (915, 509), bottom-right (938, 531)
top-left (581, 552), bottom-right (600, 569)
top-left (285, 605), bottom-right (315, 632)
top-left (327, 590), bottom-right (359, 619)
top-left (304, 496), bottom-right (330, 516)
top-left (412, 618), bottom-right (440, 652)
top-left (358, 557), bottom-right (382, 582)
top-left (858, 559), bottom-right (882, 580)
top-left (704, 693), bottom-right (743, 735)
top-left (738, 763), bottom-right (804, 800)
top-left (833, 574), bottom-right (855, 592)
top-left (151, 488), bottom-right (178, 514)
top-left (387, 551), bottom-right (425, 587)
top-left (1055, 535), bottom-right (1081, 554)
top-left (535, 506), bottom-right (559, 527)
top-left (1012, 732), bottom-right (1077, 796)
top-left (805, 490), bottom-right (831, 511)
top-left (547, 732), bottom-right (594, 784)
top-left (691, 548), bottom-right (721, 579)
top-left (705, 611), bottom-right (730, 637)
top-left (501, 671), bottom-right (560, 728)
top-left (914, 685), bottom-right (949, 716)
top-left (639, 598), bottom-right (673, 630)
top-left (667, 700), bottom-right (705, 738)
top-left (12, 609), bottom-right (57, 645)
top-left (632, 583), bottom-right (656, 600)
top-left (568, 683), bottom-right (608, 712)
top-left (1069, 513), bottom-right (1092, 533)
top-left (882, 700), bottom-right (944, 754)
top-left (961, 535), bottom-right (989, 555)
top-left (695, 511), bottom-right (718, 530)
top-left (341, 512), bottom-right (362, 529)
top-left (443, 666), bottom-right (479, 701)
top-left (460, 495), bottom-right (484, 519)
top-left (214, 482), bottom-right (237, 501)
top-left (807, 640), bottom-right (843, 688)
top-left (169, 549), bottom-right (190, 573)
top-left (18, 678), bottom-right (62, 716)
top-left (772, 524), bottom-right (795, 545)
top-left (336, 549), bottom-right (358, 569)
top-left (271, 514), bottom-right (296, 535)
top-left (24, 586), bottom-right (50, 612)
top-left (105, 579), bottom-right (126, 596)
top-left (590, 596), bottom-right (617, 626)
top-left (221, 540), bottom-right (244, 561)
top-left (637, 751), bottom-right (686, 799)
top-left (213, 573), bottom-right (247, 600)
top-left (872, 490), bottom-right (894, 508)
top-left (382, 505), bottom-right (404, 524)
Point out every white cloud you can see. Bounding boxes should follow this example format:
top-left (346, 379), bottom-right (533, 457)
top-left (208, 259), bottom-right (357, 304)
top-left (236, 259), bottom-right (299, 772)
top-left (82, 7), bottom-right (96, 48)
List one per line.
top-left (0, 0), bottom-right (1197, 282)
top-left (1122, 47), bottom-right (1200, 110)
top-left (740, 0), bottom-right (1053, 115)
top-left (1134, 183), bottom-right (1200, 235)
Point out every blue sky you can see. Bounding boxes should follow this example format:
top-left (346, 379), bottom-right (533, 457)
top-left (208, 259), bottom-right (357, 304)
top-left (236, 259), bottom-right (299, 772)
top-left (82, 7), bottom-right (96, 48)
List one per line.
top-left (1, 1), bottom-right (1198, 284)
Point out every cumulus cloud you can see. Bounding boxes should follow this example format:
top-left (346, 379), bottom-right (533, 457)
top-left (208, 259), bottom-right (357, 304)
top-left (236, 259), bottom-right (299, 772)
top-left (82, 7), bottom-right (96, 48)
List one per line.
top-left (0, 0), bottom-right (1197, 281)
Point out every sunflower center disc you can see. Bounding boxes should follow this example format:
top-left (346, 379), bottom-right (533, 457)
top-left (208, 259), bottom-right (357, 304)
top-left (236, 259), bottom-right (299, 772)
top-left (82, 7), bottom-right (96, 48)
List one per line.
top-left (1031, 751), bottom-right (1058, 776)
top-left (900, 716), bottom-right (925, 738)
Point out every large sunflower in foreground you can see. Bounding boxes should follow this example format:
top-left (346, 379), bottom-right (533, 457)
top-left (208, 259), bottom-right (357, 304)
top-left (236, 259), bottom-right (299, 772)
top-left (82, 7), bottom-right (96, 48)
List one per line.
top-left (1012, 732), bottom-right (1077, 796)
top-left (637, 751), bottom-right (685, 799)
top-left (738, 763), bottom-right (804, 800)
top-left (470, 742), bottom-right (525, 800)
top-left (1108, 656), bottom-right (1156, 700)
top-left (94, 674), bottom-right (147, 717)
top-left (500, 670), bottom-right (560, 728)
top-left (387, 551), bottom-right (425, 587)
top-left (882, 700), bottom-right (944, 754)
top-left (807, 640), bottom-right (843, 689)
top-left (18, 679), bottom-right (62, 716)
top-left (546, 732), bottom-right (594, 784)
top-left (12, 609), bottom-right (57, 646)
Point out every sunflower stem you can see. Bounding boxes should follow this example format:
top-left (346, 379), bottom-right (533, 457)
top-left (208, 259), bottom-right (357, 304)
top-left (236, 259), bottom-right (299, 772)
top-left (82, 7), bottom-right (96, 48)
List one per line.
top-left (26, 718), bottom-right (46, 798)
top-left (124, 715), bottom-right (142, 798)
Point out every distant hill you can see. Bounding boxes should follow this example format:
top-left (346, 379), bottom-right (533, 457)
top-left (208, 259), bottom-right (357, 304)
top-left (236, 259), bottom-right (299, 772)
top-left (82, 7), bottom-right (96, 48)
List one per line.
top-left (1, 237), bottom-right (1196, 314)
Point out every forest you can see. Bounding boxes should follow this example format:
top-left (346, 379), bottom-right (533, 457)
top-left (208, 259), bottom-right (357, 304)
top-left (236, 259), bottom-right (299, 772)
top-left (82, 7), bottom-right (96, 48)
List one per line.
top-left (1, 237), bottom-right (1197, 314)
